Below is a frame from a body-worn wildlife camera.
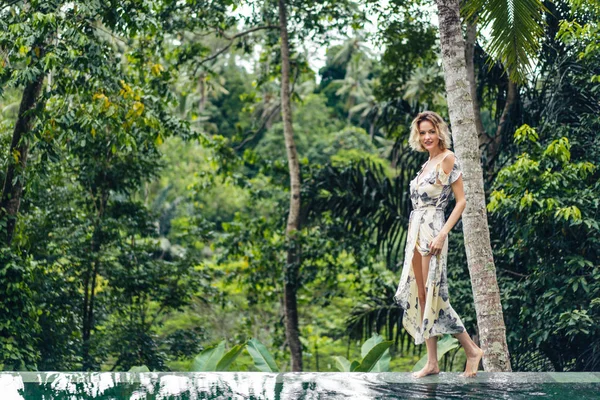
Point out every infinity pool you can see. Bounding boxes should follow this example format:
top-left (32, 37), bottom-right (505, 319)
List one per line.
top-left (1, 372), bottom-right (599, 399)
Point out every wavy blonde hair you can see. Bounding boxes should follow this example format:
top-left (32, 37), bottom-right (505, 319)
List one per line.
top-left (409, 111), bottom-right (452, 152)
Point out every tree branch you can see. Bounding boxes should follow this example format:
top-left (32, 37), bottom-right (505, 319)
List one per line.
top-left (217, 25), bottom-right (280, 40)
top-left (0, 0), bottom-right (22, 11)
top-left (501, 268), bottom-right (530, 278)
top-left (195, 25), bottom-right (279, 72)
top-left (234, 104), bottom-right (281, 150)
top-left (234, 63), bottom-right (301, 151)
top-left (197, 41), bottom-right (233, 67)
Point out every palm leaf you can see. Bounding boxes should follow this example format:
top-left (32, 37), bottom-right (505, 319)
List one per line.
top-left (306, 157), bottom-right (420, 270)
top-left (462, 0), bottom-right (548, 83)
top-left (343, 280), bottom-right (411, 354)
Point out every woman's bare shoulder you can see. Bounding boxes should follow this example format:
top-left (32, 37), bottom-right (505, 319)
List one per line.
top-left (440, 151), bottom-right (456, 174)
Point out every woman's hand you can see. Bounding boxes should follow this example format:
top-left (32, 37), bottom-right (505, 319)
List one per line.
top-left (429, 232), bottom-right (448, 256)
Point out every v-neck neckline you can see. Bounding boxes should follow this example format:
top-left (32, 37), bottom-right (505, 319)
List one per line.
top-left (416, 152), bottom-right (450, 185)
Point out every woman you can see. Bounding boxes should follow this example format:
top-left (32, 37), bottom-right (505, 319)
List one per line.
top-left (393, 111), bottom-right (484, 378)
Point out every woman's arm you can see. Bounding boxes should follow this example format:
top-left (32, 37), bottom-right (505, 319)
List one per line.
top-left (429, 154), bottom-right (466, 256)
top-left (441, 175), bottom-right (466, 235)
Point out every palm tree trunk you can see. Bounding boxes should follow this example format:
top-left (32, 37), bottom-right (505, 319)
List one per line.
top-left (278, 0), bottom-right (303, 372)
top-left (464, 18), bottom-right (486, 147)
top-left (0, 70), bottom-right (45, 245)
top-left (435, 0), bottom-right (512, 372)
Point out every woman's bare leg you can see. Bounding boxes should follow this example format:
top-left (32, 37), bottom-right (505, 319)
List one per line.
top-left (413, 336), bottom-right (440, 378)
top-left (412, 251), bottom-right (439, 378)
top-left (453, 331), bottom-right (484, 377)
top-left (411, 249), bottom-right (426, 320)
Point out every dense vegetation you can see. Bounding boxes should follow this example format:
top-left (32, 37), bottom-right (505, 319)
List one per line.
top-left (0, 0), bottom-right (598, 373)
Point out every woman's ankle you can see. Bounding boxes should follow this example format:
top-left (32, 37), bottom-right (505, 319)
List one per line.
top-left (424, 361), bottom-right (439, 369)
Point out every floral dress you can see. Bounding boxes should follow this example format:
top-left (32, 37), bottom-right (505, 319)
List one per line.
top-left (393, 152), bottom-right (466, 345)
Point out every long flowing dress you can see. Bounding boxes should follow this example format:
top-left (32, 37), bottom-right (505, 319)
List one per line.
top-left (393, 152), bottom-right (466, 345)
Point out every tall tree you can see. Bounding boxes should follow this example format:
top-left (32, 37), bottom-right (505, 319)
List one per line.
top-left (277, 0), bottom-right (303, 372)
top-left (0, 2), bottom-right (53, 245)
top-left (435, 0), bottom-right (511, 371)
top-left (0, 70), bottom-right (45, 245)
top-left (239, 0), bottom-right (363, 371)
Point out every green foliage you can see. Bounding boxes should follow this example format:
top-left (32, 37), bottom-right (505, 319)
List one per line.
top-left (128, 365), bottom-right (151, 372)
top-left (0, 0), bottom-right (598, 376)
top-left (0, 0), bottom-right (218, 370)
top-left (513, 124), bottom-right (539, 144)
top-left (191, 340), bottom-right (226, 372)
top-left (245, 338), bottom-right (280, 372)
top-left (556, 0), bottom-right (600, 61)
top-left (190, 338), bottom-right (279, 372)
top-left (0, 248), bottom-right (39, 370)
top-left (306, 159), bottom-right (414, 270)
top-left (216, 343), bottom-right (247, 371)
top-left (255, 93), bottom-right (345, 163)
top-left (333, 333), bottom-right (392, 372)
top-left (489, 126), bottom-right (600, 371)
top-left (376, 0), bottom-right (442, 135)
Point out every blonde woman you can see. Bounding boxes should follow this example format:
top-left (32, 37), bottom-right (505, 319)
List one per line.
top-left (393, 111), bottom-right (483, 378)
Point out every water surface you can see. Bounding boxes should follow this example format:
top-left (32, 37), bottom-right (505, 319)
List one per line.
top-left (1, 371), bottom-right (599, 399)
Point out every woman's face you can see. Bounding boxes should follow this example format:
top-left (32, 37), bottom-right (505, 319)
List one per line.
top-left (418, 120), bottom-right (440, 151)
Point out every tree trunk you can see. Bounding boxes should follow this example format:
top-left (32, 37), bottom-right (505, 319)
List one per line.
top-left (82, 222), bottom-right (102, 371)
top-left (199, 73), bottom-right (207, 113)
top-left (435, 0), bottom-right (512, 372)
top-left (369, 119), bottom-right (376, 141)
top-left (485, 79), bottom-right (517, 169)
top-left (0, 71), bottom-right (45, 245)
top-left (464, 18), bottom-right (486, 147)
top-left (278, 0), bottom-right (303, 372)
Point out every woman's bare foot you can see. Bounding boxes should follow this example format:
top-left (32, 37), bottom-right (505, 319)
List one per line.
top-left (412, 363), bottom-right (440, 378)
top-left (462, 347), bottom-right (484, 377)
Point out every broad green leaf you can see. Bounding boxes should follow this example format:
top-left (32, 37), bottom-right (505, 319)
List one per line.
top-left (216, 343), bottom-right (246, 371)
top-left (333, 356), bottom-right (351, 372)
top-left (191, 340), bottom-right (226, 372)
top-left (412, 335), bottom-right (460, 372)
top-left (349, 360), bottom-right (360, 372)
top-left (360, 333), bottom-right (383, 358)
top-left (128, 365), bottom-right (150, 372)
top-left (369, 346), bottom-right (391, 372)
top-left (360, 333), bottom-right (391, 372)
top-left (246, 338), bottom-right (279, 372)
top-left (354, 341), bottom-right (393, 372)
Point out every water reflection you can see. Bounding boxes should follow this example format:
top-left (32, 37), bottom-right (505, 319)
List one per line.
top-left (0, 372), bottom-right (598, 399)
top-left (1, 374), bottom-right (24, 400)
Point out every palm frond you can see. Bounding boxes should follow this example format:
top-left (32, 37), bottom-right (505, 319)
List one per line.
top-left (305, 156), bottom-right (421, 270)
top-left (343, 279), bottom-right (418, 356)
top-left (462, 0), bottom-right (548, 83)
